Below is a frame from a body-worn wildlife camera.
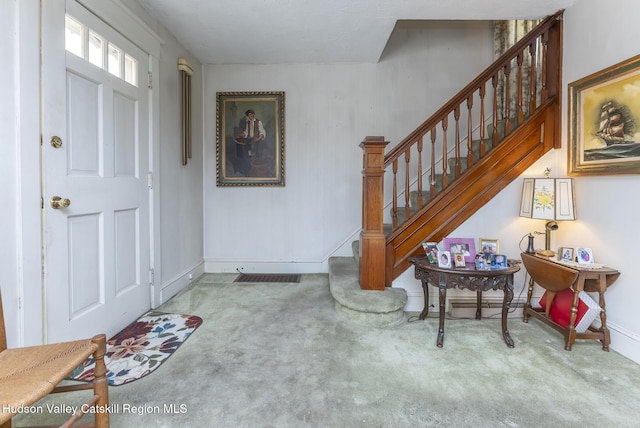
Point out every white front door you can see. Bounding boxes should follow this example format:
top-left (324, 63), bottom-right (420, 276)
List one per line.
top-left (42, 0), bottom-right (151, 342)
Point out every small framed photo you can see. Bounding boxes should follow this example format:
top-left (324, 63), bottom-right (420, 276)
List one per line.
top-left (475, 254), bottom-right (490, 271)
top-left (443, 237), bottom-right (476, 263)
top-left (437, 251), bottom-right (452, 268)
top-left (576, 247), bottom-right (594, 264)
top-left (491, 254), bottom-right (508, 269)
top-left (421, 242), bottom-right (439, 264)
top-left (558, 247), bottom-right (574, 262)
top-left (479, 238), bottom-right (499, 257)
top-left (453, 253), bottom-right (466, 268)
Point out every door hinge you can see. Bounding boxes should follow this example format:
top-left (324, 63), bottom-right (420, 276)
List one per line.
top-left (147, 71), bottom-right (153, 89)
top-left (149, 268), bottom-right (155, 285)
top-left (147, 172), bottom-right (153, 189)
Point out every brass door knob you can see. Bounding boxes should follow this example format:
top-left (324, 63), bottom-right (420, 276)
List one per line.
top-left (50, 196), bottom-right (71, 209)
top-left (50, 136), bottom-right (63, 148)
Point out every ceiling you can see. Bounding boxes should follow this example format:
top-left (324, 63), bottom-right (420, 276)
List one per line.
top-left (135, 0), bottom-right (574, 65)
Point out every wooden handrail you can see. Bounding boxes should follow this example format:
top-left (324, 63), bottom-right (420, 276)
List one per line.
top-left (360, 11), bottom-right (564, 290)
top-left (383, 10), bottom-right (563, 168)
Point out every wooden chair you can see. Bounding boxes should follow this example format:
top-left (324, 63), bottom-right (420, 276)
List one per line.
top-left (0, 291), bottom-right (109, 428)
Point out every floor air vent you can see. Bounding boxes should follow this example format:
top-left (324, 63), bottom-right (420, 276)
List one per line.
top-left (234, 273), bottom-right (301, 283)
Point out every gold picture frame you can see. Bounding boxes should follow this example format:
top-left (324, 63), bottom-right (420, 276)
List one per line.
top-left (568, 55), bottom-right (640, 176)
top-left (216, 91), bottom-right (285, 186)
top-left (479, 238), bottom-right (499, 256)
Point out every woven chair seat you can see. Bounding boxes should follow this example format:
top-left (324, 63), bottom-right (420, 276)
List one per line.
top-left (0, 339), bottom-right (97, 422)
top-left (0, 289), bottom-right (109, 427)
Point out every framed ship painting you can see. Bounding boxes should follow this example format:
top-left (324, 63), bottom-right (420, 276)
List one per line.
top-left (568, 55), bottom-right (640, 176)
top-left (216, 91), bottom-right (285, 186)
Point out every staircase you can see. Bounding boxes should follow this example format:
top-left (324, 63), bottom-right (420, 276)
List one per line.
top-left (329, 11), bottom-right (564, 326)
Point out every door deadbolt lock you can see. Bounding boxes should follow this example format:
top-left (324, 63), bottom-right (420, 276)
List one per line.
top-left (50, 196), bottom-right (71, 209)
top-left (50, 136), bottom-right (63, 148)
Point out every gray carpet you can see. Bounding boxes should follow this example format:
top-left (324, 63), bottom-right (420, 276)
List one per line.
top-left (14, 273), bottom-right (640, 427)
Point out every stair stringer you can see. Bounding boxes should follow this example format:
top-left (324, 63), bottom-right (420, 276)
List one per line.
top-left (384, 100), bottom-right (558, 286)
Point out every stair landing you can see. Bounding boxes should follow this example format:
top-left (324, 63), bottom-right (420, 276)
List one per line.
top-left (328, 256), bottom-right (407, 327)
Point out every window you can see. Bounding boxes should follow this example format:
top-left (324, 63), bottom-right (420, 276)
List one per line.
top-left (65, 15), bottom-right (83, 58)
top-left (107, 43), bottom-right (122, 77)
top-left (88, 31), bottom-right (104, 68)
top-left (65, 13), bottom-right (138, 87)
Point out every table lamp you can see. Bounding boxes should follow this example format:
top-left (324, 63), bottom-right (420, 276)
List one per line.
top-left (519, 176), bottom-right (576, 257)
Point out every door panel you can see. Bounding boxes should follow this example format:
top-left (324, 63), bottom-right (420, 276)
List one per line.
top-left (43, 0), bottom-right (151, 342)
top-left (68, 213), bottom-right (103, 316)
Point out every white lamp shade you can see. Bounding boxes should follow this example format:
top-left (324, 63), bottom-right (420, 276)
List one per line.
top-left (519, 178), bottom-right (576, 221)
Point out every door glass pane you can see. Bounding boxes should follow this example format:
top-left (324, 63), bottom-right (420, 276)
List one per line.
top-left (65, 15), bottom-right (84, 58)
top-left (124, 54), bottom-right (138, 87)
top-left (88, 31), bottom-right (104, 69)
top-left (108, 43), bottom-right (122, 78)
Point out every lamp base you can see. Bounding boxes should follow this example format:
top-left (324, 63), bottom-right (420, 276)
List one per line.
top-left (536, 249), bottom-right (555, 257)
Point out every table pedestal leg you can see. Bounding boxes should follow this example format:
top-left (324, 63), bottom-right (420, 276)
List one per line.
top-left (597, 274), bottom-right (610, 351)
top-left (437, 285), bottom-right (446, 347)
top-left (419, 280), bottom-right (430, 320)
top-left (502, 281), bottom-right (515, 348)
top-left (523, 277), bottom-right (534, 323)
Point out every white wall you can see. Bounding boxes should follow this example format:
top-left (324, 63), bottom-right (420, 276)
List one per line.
top-left (122, 0), bottom-right (206, 301)
top-left (0, 0), bottom-right (46, 346)
top-left (203, 21), bottom-right (494, 273)
top-left (0, 0), bottom-right (21, 346)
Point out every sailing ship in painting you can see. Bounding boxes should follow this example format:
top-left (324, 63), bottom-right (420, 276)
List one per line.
top-left (595, 101), bottom-right (636, 146)
top-left (585, 100), bottom-right (640, 161)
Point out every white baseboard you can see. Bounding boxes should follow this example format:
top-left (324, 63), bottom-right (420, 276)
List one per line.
top-left (158, 260), bottom-right (205, 306)
top-left (608, 321), bottom-right (640, 365)
top-left (204, 258), bottom-right (328, 274)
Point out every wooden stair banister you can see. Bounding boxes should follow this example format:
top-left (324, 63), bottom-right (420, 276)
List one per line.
top-left (360, 11), bottom-right (563, 290)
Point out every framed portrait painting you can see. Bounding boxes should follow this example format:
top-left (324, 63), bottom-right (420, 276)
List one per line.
top-left (216, 91), bottom-right (285, 186)
top-left (568, 55), bottom-right (640, 176)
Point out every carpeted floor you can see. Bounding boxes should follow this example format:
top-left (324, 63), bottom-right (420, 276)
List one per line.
top-left (13, 273), bottom-right (640, 427)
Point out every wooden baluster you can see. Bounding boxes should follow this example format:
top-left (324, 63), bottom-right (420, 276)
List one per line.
top-left (540, 31), bottom-right (549, 103)
top-left (466, 94), bottom-right (474, 167)
top-left (504, 62), bottom-right (511, 135)
top-left (479, 83), bottom-right (486, 157)
top-left (441, 116), bottom-right (449, 188)
top-left (491, 73), bottom-right (499, 144)
top-left (417, 136), bottom-right (424, 208)
top-left (392, 159), bottom-right (398, 229)
top-left (529, 41), bottom-right (537, 113)
top-left (516, 52), bottom-right (524, 124)
top-left (404, 149), bottom-right (411, 221)
top-left (454, 106), bottom-right (461, 178)
top-left (430, 127), bottom-right (437, 199)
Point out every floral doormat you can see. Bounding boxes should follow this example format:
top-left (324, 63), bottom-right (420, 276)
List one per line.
top-left (70, 311), bottom-right (203, 386)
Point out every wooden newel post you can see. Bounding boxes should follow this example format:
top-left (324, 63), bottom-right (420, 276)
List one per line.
top-left (359, 136), bottom-right (389, 291)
